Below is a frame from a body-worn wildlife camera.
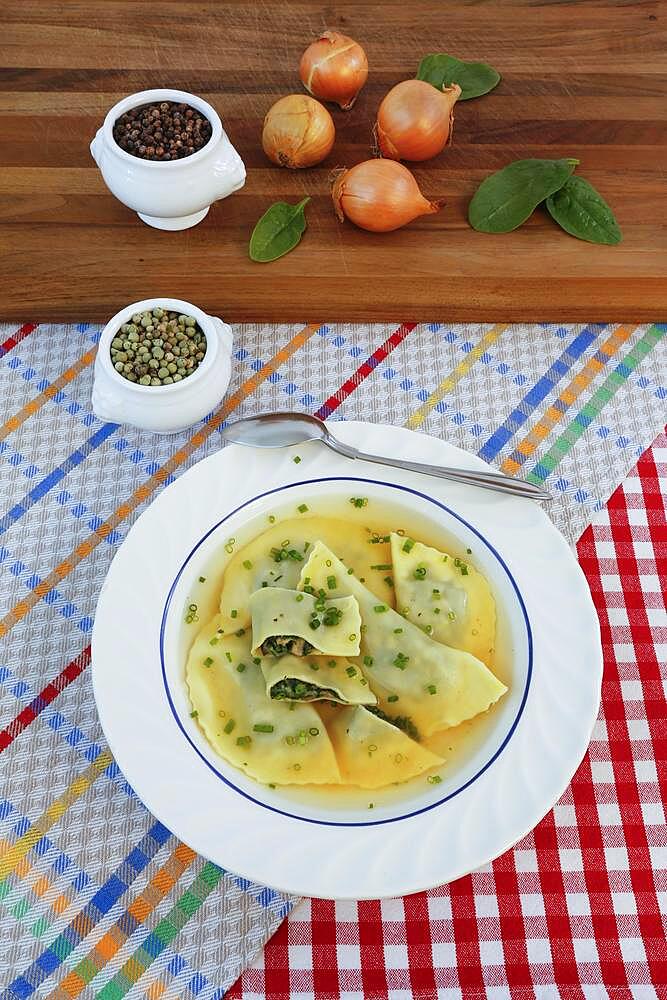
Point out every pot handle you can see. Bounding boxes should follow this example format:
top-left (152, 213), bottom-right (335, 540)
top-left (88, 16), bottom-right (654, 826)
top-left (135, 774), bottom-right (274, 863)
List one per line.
top-left (211, 316), bottom-right (234, 354)
top-left (92, 361), bottom-right (126, 422)
top-left (90, 127), bottom-right (104, 167)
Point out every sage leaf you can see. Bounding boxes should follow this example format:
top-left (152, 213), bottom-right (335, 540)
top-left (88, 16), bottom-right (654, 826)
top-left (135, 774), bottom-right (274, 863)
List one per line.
top-left (249, 197), bottom-right (310, 262)
top-left (417, 53), bottom-right (500, 101)
top-left (546, 175), bottom-right (622, 245)
top-left (468, 158), bottom-right (579, 234)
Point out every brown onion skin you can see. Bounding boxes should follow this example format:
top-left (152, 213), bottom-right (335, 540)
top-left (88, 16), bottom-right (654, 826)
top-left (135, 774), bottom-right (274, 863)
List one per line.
top-left (376, 80), bottom-right (461, 162)
top-left (300, 31), bottom-right (368, 110)
top-left (332, 159), bottom-right (441, 233)
top-left (262, 94), bottom-right (335, 169)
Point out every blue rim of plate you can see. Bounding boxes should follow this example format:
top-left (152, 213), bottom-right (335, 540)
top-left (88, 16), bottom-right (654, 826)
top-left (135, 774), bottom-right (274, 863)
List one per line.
top-left (160, 476), bottom-right (533, 827)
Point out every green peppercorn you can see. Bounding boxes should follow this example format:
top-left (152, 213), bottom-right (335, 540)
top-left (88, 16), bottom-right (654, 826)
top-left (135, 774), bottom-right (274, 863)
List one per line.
top-left (110, 308), bottom-right (207, 387)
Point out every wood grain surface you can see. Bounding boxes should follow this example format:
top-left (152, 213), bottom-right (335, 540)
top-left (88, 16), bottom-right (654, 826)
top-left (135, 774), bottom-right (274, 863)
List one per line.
top-left (0, 1), bottom-right (665, 322)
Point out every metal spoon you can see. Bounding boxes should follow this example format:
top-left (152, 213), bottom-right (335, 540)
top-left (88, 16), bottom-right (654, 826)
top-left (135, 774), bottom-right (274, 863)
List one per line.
top-left (221, 412), bottom-right (551, 501)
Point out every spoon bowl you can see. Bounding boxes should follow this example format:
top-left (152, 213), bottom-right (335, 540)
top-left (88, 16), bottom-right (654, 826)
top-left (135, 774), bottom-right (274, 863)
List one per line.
top-left (221, 412), bottom-right (326, 448)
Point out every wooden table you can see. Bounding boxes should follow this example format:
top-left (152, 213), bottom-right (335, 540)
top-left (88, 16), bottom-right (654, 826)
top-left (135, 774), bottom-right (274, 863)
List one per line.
top-left (1, 1), bottom-right (665, 322)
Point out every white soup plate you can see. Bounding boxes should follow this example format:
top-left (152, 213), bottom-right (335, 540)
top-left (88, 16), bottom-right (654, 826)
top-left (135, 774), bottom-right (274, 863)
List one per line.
top-left (92, 422), bottom-right (602, 899)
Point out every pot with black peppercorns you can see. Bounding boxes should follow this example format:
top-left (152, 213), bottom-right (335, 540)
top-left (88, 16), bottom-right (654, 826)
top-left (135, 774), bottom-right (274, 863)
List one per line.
top-left (91, 89), bottom-right (245, 230)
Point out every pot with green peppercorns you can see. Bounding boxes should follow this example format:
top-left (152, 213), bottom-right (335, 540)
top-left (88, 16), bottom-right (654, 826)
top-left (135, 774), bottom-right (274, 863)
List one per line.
top-left (90, 88), bottom-right (245, 230)
top-left (92, 297), bottom-right (233, 433)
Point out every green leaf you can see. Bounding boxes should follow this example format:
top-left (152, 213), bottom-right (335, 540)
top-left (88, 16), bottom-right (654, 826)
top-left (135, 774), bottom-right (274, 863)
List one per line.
top-left (417, 53), bottom-right (501, 100)
top-left (249, 198), bottom-right (310, 262)
top-left (546, 175), bottom-right (622, 245)
top-left (468, 158), bottom-right (579, 234)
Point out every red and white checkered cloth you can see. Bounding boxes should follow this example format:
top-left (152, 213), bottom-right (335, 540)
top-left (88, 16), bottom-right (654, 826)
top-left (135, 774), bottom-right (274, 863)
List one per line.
top-left (228, 430), bottom-right (667, 1000)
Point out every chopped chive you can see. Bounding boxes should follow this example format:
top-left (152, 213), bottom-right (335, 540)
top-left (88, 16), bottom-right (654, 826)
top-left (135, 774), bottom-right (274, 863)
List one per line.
top-left (310, 663), bottom-right (319, 671)
top-left (327, 575), bottom-right (337, 590)
top-left (349, 497), bottom-right (368, 508)
top-left (426, 684), bottom-right (437, 695)
top-left (346, 666), bottom-right (357, 677)
top-left (225, 651), bottom-right (232, 663)
top-left (387, 694), bottom-right (399, 703)
top-left (236, 662), bottom-right (246, 673)
top-left (374, 605), bottom-right (388, 613)
top-left (309, 618), bottom-right (321, 630)
top-left (203, 656), bottom-right (213, 667)
top-left (432, 589), bottom-right (441, 597)
top-left (230, 609), bottom-right (238, 619)
top-left (296, 593), bottom-right (305, 602)
top-left (190, 710), bottom-right (199, 718)
top-left (328, 660), bottom-right (337, 667)
top-left (198, 576), bottom-right (206, 583)
top-left (293, 455), bottom-right (301, 464)
top-left (268, 783), bottom-right (276, 789)
top-left (243, 560), bottom-right (252, 570)
top-left (348, 633), bottom-right (357, 642)
top-left (466, 548), bottom-right (472, 554)
top-left (304, 541), bottom-right (310, 551)
top-left (253, 657), bottom-right (261, 665)
top-left (293, 763), bottom-right (301, 770)
top-left (434, 607), bottom-right (441, 614)
top-left (297, 504), bottom-right (309, 513)
top-left (268, 514), bottom-right (276, 523)
top-left (217, 627), bottom-right (224, 634)
top-left (384, 576), bottom-right (394, 587)
top-left (309, 727), bottom-right (319, 736)
top-left (368, 743), bottom-right (377, 752)
top-left (368, 802), bottom-right (374, 809)
top-left (236, 735), bottom-right (252, 746)
top-left (224, 543), bottom-right (234, 554)
top-left (188, 603), bottom-right (198, 612)
top-left (253, 723), bottom-right (274, 733)
top-left (347, 567), bottom-right (354, 575)
top-left (448, 610), bottom-right (457, 621)
top-left (209, 637), bottom-right (219, 646)
top-left (363, 655), bottom-right (374, 667)
top-left (402, 538), bottom-right (415, 553)
top-left (235, 628), bottom-right (246, 637)
top-left (421, 624), bottom-right (434, 635)
top-left (393, 627), bottom-right (403, 634)
top-left (427, 774), bottom-right (443, 785)
top-left (413, 566), bottom-right (427, 580)
top-left (224, 719), bottom-right (236, 734)
top-left (461, 565), bottom-right (469, 576)
top-left (393, 652), bottom-right (409, 669)
top-left (371, 564), bottom-right (392, 570)
top-left (261, 581), bottom-right (268, 588)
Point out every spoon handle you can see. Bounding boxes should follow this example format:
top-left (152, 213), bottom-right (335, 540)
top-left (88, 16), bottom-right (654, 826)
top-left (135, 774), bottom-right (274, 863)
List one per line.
top-left (323, 435), bottom-right (550, 502)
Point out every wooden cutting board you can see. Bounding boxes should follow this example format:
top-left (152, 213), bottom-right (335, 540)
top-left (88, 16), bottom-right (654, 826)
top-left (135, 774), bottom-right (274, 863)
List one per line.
top-left (1, 1), bottom-right (665, 322)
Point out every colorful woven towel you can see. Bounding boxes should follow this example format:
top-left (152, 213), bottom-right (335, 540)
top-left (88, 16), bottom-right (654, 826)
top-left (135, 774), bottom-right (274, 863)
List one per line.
top-left (0, 320), bottom-right (664, 997)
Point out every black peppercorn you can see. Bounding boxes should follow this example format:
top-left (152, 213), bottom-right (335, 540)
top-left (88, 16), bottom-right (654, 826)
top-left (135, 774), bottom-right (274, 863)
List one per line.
top-left (113, 100), bottom-right (213, 160)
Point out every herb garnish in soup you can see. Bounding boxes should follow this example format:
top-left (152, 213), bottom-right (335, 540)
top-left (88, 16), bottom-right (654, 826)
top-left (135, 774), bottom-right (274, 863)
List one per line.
top-left (185, 505), bottom-right (507, 791)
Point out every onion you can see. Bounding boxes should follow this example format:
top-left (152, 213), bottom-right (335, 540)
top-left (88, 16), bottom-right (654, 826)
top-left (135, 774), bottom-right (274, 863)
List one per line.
top-left (376, 79), bottom-right (461, 162)
top-left (262, 94), bottom-right (335, 169)
top-left (300, 30), bottom-right (368, 110)
top-left (332, 159), bottom-right (441, 232)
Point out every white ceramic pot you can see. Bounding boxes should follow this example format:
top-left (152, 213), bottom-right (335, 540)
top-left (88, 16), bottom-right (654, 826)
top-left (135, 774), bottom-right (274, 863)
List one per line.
top-left (92, 297), bottom-right (234, 434)
top-left (90, 89), bottom-right (246, 230)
